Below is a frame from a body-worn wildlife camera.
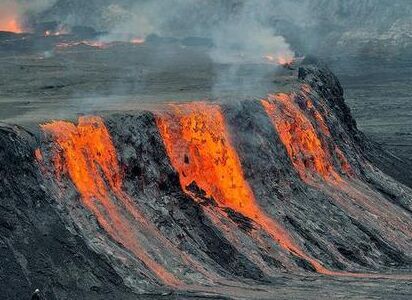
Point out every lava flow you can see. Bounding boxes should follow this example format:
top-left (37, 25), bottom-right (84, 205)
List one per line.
top-left (155, 102), bottom-right (332, 274)
top-left (0, 17), bottom-right (22, 33)
top-left (264, 53), bottom-right (295, 67)
top-left (262, 90), bottom-right (412, 243)
top-left (156, 103), bottom-right (258, 213)
top-left (261, 92), bottom-right (412, 278)
top-left (261, 93), bottom-right (345, 184)
top-left (41, 116), bottom-right (179, 286)
top-left (130, 37), bottom-right (145, 44)
top-left (0, 1), bottom-right (23, 33)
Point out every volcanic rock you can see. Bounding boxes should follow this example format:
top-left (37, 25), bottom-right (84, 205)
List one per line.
top-left (0, 60), bottom-right (411, 299)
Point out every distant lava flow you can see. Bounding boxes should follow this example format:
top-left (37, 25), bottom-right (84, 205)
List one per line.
top-left (264, 54), bottom-right (295, 67)
top-left (155, 102), bottom-right (332, 274)
top-left (261, 92), bottom-right (347, 184)
top-left (0, 2), bottom-right (22, 33)
top-left (40, 116), bottom-right (179, 286)
top-left (130, 37), bottom-right (145, 44)
top-left (0, 18), bottom-right (22, 33)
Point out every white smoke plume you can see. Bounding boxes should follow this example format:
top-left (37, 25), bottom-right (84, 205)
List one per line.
top-left (99, 0), bottom-right (295, 64)
top-left (209, 1), bottom-right (295, 65)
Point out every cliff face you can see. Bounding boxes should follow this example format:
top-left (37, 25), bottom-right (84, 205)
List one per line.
top-left (1, 60), bottom-right (411, 299)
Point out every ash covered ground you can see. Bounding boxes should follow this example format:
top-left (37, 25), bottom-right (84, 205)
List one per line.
top-left (1, 1), bottom-right (412, 299)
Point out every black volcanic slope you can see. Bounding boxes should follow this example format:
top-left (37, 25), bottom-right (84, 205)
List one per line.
top-left (1, 60), bottom-right (411, 299)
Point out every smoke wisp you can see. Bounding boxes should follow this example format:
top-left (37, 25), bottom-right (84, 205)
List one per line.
top-left (100, 0), bottom-right (295, 65)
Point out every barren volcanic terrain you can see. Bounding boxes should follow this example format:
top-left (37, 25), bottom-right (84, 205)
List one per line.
top-left (0, 34), bottom-right (411, 299)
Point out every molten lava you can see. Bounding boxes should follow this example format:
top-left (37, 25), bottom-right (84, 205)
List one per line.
top-left (0, 18), bottom-right (22, 33)
top-left (155, 102), bottom-right (332, 273)
top-left (41, 116), bottom-right (179, 286)
top-left (130, 37), bottom-right (145, 45)
top-left (262, 93), bottom-right (343, 184)
top-left (0, 1), bottom-right (23, 33)
top-left (277, 54), bottom-right (295, 66)
top-left (264, 54), bottom-right (295, 66)
top-left (34, 148), bottom-right (43, 161)
top-left (156, 103), bottom-right (258, 213)
top-left (261, 92), bottom-right (412, 279)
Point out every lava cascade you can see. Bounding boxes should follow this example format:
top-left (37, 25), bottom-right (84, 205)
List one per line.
top-left (262, 90), bottom-right (412, 269)
top-left (156, 103), bottom-right (257, 213)
top-left (41, 116), bottom-right (179, 286)
top-left (261, 92), bottom-right (345, 184)
top-left (155, 102), bottom-right (331, 273)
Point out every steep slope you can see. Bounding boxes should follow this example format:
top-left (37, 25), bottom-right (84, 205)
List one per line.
top-left (0, 123), bottom-right (134, 299)
top-left (1, 59), bottom-right (411, 299)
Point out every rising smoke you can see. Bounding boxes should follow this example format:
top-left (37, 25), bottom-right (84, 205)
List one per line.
top-left (97, 0), bottom-right (296, 98)
top-left (48, 0), bottom-right (297, 100)
top-left (12, 0), bottom-right (412, 57)
top-left (100, 0), bottom-right (295, 64)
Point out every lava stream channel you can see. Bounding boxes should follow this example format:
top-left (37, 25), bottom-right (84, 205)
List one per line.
top-left (155, 102), bottom-right (331, 274)
top-left (41, 116), bottom-right (180, 287)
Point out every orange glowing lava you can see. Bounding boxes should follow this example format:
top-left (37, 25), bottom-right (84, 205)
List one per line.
top-left (41, 116), bottom-right (179, 286)
top-left (156, 103), bottom-right (257, 213)
top-left (264, 54), bottom-right (295, 66)
top-left (277, 55), bottom-right (294, 66)
top-left (0, 18), bottom-right (22, 33)
top-left (130, 37), bottom-right (145, 44)
top-left (34, 148), bottom-right (43, 161)
top-left (0, 1), bottom-right (23, 33)
top-left (261, 92), bottom-right (412, 279)
top-left (155, 102), bottom-right (331, 273)
top-left (262, 93), bottom-right (342, 183)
